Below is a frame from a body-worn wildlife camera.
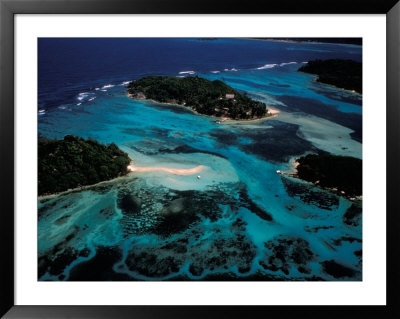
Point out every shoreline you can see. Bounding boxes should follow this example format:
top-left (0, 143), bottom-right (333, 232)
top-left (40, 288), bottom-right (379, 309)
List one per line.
top-left (279, 155), bottom-right (362, 201)
top-left (298, 72), bottom-right (362, 96)
top-left (38, 173), bottom-right (130, 200)
top-left (249, 38), bottom-right (362, 48)
top-left (220, 108), bottom-right (280, 124)
top-left (282, 172), bottom-right (362, 201)
top-left (314, 79), bottom-right (363, 96)
top-left (127, 93), bottom-right (278, 122)
top-left (39, 162), bottom-right (205, 200)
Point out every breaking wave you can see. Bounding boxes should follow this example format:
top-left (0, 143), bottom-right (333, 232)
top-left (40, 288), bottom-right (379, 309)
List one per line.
top-left (257, 63), bottom-right (278, 70)
top-left (178, 71), bottom-right (196, 75)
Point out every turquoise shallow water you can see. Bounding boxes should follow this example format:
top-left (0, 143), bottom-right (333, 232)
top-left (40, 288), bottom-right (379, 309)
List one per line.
top-left (38, 44), bottom-right (362, 281)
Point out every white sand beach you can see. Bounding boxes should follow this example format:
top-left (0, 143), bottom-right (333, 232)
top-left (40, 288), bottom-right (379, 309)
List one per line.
top-left (128, 163), bottom-right (204, 175)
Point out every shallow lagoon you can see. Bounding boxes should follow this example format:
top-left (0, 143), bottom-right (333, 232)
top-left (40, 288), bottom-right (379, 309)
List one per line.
top-left (38, 39), bottom-right (362, 281)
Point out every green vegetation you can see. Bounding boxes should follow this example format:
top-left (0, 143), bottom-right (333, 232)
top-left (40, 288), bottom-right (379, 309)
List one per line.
top-left (296, 154), bottom-right (362, 197)
top-left (298, 59), bottom-right (362, 93)
top-left (126, 75), bottom-right (268, 120)
top-left (38, 135), bottom-right (131, 196)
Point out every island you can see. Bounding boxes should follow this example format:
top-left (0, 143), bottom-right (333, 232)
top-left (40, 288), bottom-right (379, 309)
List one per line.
top-left (257, 38), bottom-right (362, 46)
top-left (126, 75), bottom-right (268, 120)
top-left (38, 135), bottom-right (131, 196)
top-left (294, 154), bottom-right (362, 197)
top-left (298, 59), bottom-right (362, 93)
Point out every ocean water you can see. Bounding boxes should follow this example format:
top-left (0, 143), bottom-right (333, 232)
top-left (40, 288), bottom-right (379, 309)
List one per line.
top-left (38, 38), bottom-right (362, 281)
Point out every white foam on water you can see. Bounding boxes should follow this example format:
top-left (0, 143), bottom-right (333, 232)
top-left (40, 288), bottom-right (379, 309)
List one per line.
top-left (178, 70), bottom-right (195, 75)
top-left (279, 61), bottom-right (298, 66)
top-left (102, 84), bottom-right (115, 89)
top-left (210, 70), bottom-right (220, 74)
top-left (95, 88), bottom-right (100, 91)
top-left (256, 63), bottom-right (278, 70)
top-left (121, 81), bottom-right (131, 86)
top-left (38, 109), bottom-right (46, 115)
top-left (76, 102), bottom-right (82, 106)
top-left (77, 92), bottom-right (89, 101)
top-left (100, 89), bottom-right (107, 92)
top-left (76, 91), bottom-right (96, 103)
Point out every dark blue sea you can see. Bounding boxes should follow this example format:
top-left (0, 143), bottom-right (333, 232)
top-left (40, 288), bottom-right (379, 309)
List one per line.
top-left (38, 38), bottom-right (362, 281)
top-left (39, 38), bottom-right (361, 110)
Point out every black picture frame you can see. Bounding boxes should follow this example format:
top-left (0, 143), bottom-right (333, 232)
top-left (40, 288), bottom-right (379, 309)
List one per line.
top-left (1, 0), bottom-right (399, 318)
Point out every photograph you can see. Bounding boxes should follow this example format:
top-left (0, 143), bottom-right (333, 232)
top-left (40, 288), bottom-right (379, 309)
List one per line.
top-left (37, 37), bottom-right (363, 282)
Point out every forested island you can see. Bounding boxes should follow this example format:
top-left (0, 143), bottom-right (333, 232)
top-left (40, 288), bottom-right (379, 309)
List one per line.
top-left (295, 154), bottom-right (362, 197)
top-left (258, 38), bottom-right (362, 46)
top-left (298, 59), bottom-right (362, 93)
top-left (126, 76), bottom-right (268, 120)
top-left (38, 135), bottom-right (131, 196)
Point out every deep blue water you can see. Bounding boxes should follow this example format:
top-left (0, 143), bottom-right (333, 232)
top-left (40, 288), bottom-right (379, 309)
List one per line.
top-left (39, 38), bottom-right (361, 110)
top-left (38, 38), bottom-right (362, 281)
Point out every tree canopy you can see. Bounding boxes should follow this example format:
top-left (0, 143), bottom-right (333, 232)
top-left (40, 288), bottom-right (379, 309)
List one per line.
top-left (126, 75), bottom-right (268, 120)
top-left (296, 154), bottom-right (362, 197)
top-left (38, 135), bottom-right (131, 196)
top-left (298, 59), bottom-right (362, 93)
